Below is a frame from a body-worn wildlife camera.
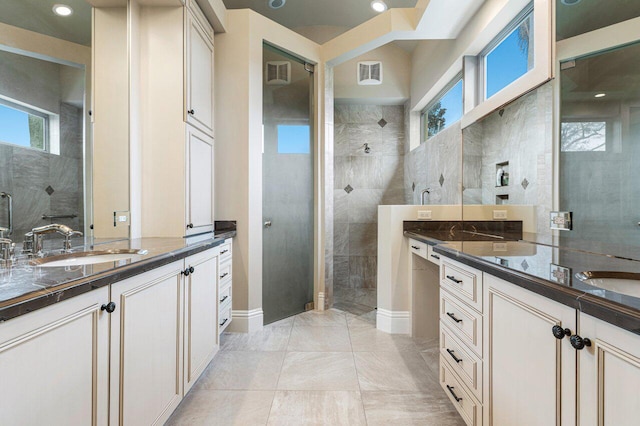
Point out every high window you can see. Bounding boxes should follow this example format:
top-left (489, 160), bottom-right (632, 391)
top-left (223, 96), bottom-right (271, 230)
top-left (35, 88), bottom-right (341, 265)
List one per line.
top-left (422, 75), bottom-right (463, 140)
top-left (0, 98), bottom-right (49, 151)
top-left (277, 124), bottom-right (310, 154)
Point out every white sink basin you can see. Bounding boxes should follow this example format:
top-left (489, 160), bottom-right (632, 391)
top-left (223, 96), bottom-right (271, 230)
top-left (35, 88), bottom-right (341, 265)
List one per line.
top-left (31, 249), bottom-right (148, 267)
top-left (576, 271), bottom-right (640, 298)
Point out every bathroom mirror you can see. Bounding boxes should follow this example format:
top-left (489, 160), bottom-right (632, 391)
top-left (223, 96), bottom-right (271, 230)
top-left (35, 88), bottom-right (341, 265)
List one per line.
top-left (0, 0), bottom-right (130, 242)
top-left (556, 0), bottom-right (640, 41)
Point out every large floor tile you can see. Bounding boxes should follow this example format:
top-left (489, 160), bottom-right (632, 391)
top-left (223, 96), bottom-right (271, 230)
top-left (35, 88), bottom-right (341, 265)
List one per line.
top-left (287, 326), bottom-right (352, 352)
top-left (221, 326), bottom-right (291, 351)
top-left (362, 391), bottom-right (465, 426)
top-left (277, 352), bottom-right (359, 391)
top-left (354, 351), bottom-right (440, 391)
top-left (293, 309), bottom-right (348, 327)
top-left (349, 327), bottom-right (418, 352)
top-left (166, 390), bottom-right (274, 426)
top-left (195, 351), bottom-right (285, 390)
top-left (267, 391), bottom-right (367, 426)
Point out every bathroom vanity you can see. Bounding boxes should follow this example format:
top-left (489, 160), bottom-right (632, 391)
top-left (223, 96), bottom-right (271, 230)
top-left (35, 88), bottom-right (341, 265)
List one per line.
top-left (0, 228), bottom-right (234, 425)
top-left (406, 224), bottom-right (640, 426)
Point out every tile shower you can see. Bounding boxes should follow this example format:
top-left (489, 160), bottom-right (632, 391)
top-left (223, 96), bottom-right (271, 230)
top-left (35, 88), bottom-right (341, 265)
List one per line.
top-left (333, 105), bottom-right (406, 313)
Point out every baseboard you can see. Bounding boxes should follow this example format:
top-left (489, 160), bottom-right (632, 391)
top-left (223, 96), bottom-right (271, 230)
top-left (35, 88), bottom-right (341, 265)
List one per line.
top-left (228, 309), bottom-right (263, 333)
top-left (317, 292), bottom-right (326, 311)
top-left (376, 309), bottom-right (410, 334)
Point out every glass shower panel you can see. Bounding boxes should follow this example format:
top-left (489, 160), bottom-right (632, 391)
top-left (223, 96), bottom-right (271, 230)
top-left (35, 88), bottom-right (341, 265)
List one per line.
top-left (262, 44), bottom-right (314, 324)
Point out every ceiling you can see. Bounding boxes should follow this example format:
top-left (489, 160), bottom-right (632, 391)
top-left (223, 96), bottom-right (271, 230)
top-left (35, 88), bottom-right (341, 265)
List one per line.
top-left (557, 0), bottom-right (640, 41)
top-left (222, 0), bottom-right (418, 32)
top-left (0, 0), bottom-right (92, 46)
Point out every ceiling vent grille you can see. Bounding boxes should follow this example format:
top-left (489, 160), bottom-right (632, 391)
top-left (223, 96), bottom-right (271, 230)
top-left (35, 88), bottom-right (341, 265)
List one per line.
top-left (357, 61), bottom-right (383, 85)
top-left (265, 61), bottom-right (291, 85)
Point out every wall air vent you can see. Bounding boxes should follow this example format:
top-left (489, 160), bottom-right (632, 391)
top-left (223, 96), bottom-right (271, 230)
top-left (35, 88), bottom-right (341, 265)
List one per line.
top-left (265, 61), bottom-right (291, 85)
top-left (357, 61), bottom-right (383, 85)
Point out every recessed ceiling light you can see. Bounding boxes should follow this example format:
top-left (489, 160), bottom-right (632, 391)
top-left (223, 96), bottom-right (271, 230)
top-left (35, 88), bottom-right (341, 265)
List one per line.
top-left (371, 0), bottom-right (388, 13)
top-left (561, 0), bottom-right (582, 5)
top-left (594, 93), bottom-right (606, 98)
top-left (52, 4), bottom-right (73, 16)
top-left (267, 0), bottom-right (286, 9)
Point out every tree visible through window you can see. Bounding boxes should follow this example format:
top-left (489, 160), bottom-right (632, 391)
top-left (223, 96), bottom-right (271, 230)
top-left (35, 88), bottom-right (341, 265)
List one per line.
top-left (425, 79), bottom-right (463, 139)
top-left (561, 122), bottom-right (606, 152)
top-left (0, 102), bottom-right (47, 150)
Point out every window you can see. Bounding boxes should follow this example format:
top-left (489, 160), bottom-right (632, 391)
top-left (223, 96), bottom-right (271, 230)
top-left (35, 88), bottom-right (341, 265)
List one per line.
top-left (481, 4), bottom-right (534, 100)
top-left (277, 125), bottom-right (310, 154)
top-left (422, 76), bottom-right (463, 140)
top-left (561, 121), bottom-right (607, 152)
top-left (0, 98), bottom-right (49, 151)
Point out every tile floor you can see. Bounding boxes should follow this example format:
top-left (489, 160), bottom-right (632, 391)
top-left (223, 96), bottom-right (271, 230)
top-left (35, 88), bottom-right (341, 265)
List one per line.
top-left (166, 309), bottom-right (465, 426)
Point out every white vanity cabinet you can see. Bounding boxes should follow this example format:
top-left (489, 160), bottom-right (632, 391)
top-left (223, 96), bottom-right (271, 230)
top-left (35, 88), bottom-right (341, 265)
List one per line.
top-left (0, 287), bottom-right (110, 426)
top-left (109, 261), bottom-right (185, 426)
top-left (578, 313), bottom-right (640, 425)
top-left (185, 0), bottom-right (214, 135)
top-left (482, 273), bottom-right (576, 426)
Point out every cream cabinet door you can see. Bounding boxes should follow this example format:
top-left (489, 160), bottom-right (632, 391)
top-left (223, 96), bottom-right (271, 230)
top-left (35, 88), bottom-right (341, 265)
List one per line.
top-left (578, 313), bottom-right (640, 425)
top-left (185, 10), bottom-right (214, 134)
top-left (0, 287), bottom-right (109, 426)
top-left (484, 274), bottom-right (577, 426)
top-left (186, 125), bottom-right (214, 235)
top-left (109, 262), bottom-right (184, 426)
top-left (184, 248), bottom-right (219, 393)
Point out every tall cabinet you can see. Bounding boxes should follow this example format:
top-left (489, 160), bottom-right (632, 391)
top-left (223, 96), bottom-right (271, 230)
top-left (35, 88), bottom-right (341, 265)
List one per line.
top-left (138, 0), bottom-right (214, 238)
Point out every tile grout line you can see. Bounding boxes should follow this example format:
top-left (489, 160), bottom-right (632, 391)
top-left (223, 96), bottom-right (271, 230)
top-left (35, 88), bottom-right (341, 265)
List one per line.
top-left (265, 320), bottom-right (294, 424)
top-left (347, 314), bottom-right (370, 426)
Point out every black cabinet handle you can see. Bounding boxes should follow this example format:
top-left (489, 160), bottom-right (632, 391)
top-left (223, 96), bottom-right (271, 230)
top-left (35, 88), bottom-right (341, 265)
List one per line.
top-left (446, 385), bottom-right (463, 402)
top-left (221, 249), bottom-right (229, 254)
top-left (446, 312), bottom-right (463, 323)
top-left (430, 254), bottom-right (440, 260)
top-left (552, 325), bottom-right (571, 340)
top-left (411, 245), bottom-right (420, 250)
top-left (182, 268), bottom-right (191, 276)
top-left (187, 223), bottom-right (194, 229)
top-left (189, 266), bottom-right (195, 274)
top-left (446, 348), bottom-right (462, 363)
top-left (570, 334), bottom-right (592, 350)
top-left (219, 318), bottom-right (228, 327)
top-left (220, 272), bottom-right (229, 279)
top-left (187, 109), bottom-right (195, 115)
top-left (101, 302), bottom-right (116, 313)
top-left (220, 295), bottom-right (229, 303)
top-left (446, 275), bottom-right (463, 284)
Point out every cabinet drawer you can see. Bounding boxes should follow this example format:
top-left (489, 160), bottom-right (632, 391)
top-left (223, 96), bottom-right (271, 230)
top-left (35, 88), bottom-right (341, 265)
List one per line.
top-left (440, 356), bottom-right (482, 426)
top-left (440, 290), bottom-right (482, 356)
top-left (218, 259), bottom-right (232, 284)
top-left (409, 238), bottom-right (428, 260)
top-left (218, 240), bottom-right (232, 262)
top-left (440, 323), bottom-right (483, 402)
top-left (441, 258), bottom-right (482, 313)
top-left (427, 245), bottom-right (441, 265)
top-left (218, 304), bottom-right (232, 334)
top-left (218, 282), bottom-right (231, 307)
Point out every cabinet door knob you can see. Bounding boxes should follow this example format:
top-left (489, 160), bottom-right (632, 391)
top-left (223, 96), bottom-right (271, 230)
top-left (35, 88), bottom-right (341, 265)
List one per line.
top-left (101, 302), bottom-right (116, 313)
top-left (188, 109), bottom-right (195, 115)
top-left (182, 268), bottom-right (191, 276)
top-left (570, 334), bottom-right (592, 350)
top-left (446, 312), bottom-right (463, 323)
top-left (189, 266), bottom-right (195, 274)
top-left (187, 223), bottom-right (194, 229)
top-left (552, 325), bottom-right (571, 340)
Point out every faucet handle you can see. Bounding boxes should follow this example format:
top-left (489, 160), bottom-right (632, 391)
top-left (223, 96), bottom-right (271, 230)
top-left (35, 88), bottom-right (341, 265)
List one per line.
top-left (63, 230), bottom-right (83, 252)
top-left (0, 227), bottom-right (7, 238)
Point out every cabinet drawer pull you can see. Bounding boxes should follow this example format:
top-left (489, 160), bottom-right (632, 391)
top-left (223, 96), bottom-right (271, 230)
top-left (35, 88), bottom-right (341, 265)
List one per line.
top-left (221, 249), bottom-right (229, 254)
top-left (219, 318), bottom-right (228, 327)
top-left (430, 254), bottom-right (440, 260)
top-left (446, 385), bottom-right (463, 402)
top-left (219, 295), bottom-right (229, 303)
top-left (220, 272), bottom-right (229, 279)
top-left (187, 109), bottom-right (195, 115)
top-left (446, 312), bottom-right (463, 323)
top-left (446, 348), bottom-right (462, 363)
top-left (446, 275), bottom-right (463, 284)
top-left (411, 245), bottom-right (420, 250)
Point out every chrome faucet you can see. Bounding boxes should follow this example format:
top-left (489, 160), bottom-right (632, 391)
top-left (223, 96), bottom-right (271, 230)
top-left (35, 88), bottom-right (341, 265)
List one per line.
top-left (0, 192), bottom-right (12, 236)
top-left (23, 224), bottom-right (83, 256)
top-left (0, 237), bottom-right (14, 267)
top-left (421, 188), bottom-right (431, 205)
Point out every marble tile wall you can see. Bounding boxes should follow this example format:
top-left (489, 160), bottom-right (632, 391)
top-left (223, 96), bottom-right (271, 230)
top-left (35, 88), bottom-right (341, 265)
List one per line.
top-left (463, 83), bottom-right (554, 236)
top-left (0, 102), bottom-right (84, 239)
top-left (333, 104), bottom-right (406, 310)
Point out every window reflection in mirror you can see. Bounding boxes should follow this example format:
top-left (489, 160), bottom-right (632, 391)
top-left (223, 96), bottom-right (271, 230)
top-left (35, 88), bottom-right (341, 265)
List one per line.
top-left (556, 0), bottom-right (640, 41)
top-left (559, 41), bottom-right (640, 247)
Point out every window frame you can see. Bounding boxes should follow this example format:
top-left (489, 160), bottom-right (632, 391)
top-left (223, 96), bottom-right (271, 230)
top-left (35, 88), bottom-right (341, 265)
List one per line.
top-left (421, 72), bottom-right (463, 142)
top-left (478, 3), bottom-right (535, 102)
top-left (0, 96), bottom-right (50, 152)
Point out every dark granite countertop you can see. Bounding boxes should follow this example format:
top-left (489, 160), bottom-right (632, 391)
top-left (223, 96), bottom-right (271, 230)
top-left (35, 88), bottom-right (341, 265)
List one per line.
top-left (0, 227), bottom-right (236, 323)
top-left (403, 222), bottom-right (640, 335)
